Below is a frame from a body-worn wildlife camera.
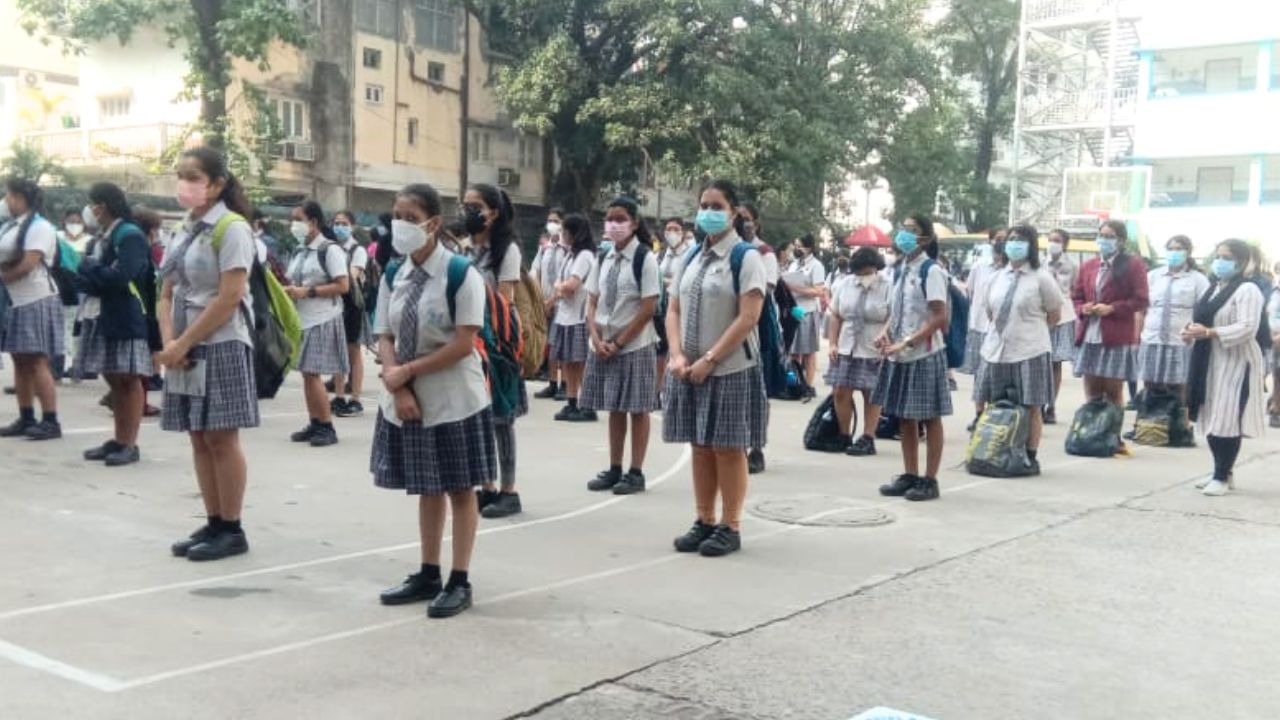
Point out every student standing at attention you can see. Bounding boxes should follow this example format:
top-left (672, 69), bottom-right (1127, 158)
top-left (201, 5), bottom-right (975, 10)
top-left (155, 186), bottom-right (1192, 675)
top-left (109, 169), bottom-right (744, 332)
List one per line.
top-left (551, 214), bottom-right (598, 423)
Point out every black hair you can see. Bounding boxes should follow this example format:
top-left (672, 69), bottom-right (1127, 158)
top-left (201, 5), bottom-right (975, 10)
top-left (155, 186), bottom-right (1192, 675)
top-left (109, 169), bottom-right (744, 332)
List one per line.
top-left (908, 213), bottom-right (939, 260)
top-left (299, 200), bottom-right (336, 240)
top-left (88, 182), bottom-right (134, 224)
top-left (1215, 239), bottom-right (1251, 268)
top-left (379, 212), bottom-right (392, 228)
top-left (849, 246), bottom-right (886, 273)
top-left (64, 209), bottom-right (81, 221)
top-left (4, 177), bottom-right (42, 251)
top-left (1008, 223), bottom-right (1041, 270)
top-left (607, 196), bottom-right (654, 249)
top-left (699, 178), bottom-right (748, 238)
top-left (1100, 219), bottom-right (1132, 280)
top-left (334, 210), bottom-right (356, 224)
top-left (398, 183), bottom-right (443, 218)
top-left (547, 206), bottom-right (565, 221)
top-left (252, 209), bottom-right (267, 224)
top-left (470, 183), bottom-right (517, 276)
top-left (562, 213), bottom-right (596, 257)
top-left (1048, 228), bottom-right (1069, 245)
top-left (1166, 234), bottom-right (1198, 272)
top-left (663, 216), bottom-right (684, 230)
top-left (799, 233), bottom-right (817, 251)
top-left (739, 202), bottom-right (760, 236)
top-left (181, 147), bottom-right (252, 220)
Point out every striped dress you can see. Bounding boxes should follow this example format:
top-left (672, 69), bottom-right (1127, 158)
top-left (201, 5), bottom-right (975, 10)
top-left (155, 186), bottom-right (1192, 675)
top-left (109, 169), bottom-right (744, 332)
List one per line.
top-left (1196, 282), bottom-right (1266, 438)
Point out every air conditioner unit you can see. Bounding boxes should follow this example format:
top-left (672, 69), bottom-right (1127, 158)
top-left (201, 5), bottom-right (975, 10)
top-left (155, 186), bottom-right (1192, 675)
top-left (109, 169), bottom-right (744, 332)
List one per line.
top-left (23, 72), bottom-right (40, 88)
top-left (497, 168), bottom-right (520, 187)
top-left (283, 141), bottom-right (316, 162)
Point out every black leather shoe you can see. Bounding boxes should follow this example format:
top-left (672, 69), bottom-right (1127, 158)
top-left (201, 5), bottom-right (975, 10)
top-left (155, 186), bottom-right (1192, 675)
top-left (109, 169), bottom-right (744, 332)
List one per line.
top-left (554, 405), bottom-right (579, 421)
top-left (481, 492), bottom-right (522, 518)
top-left (747, 448), bottom-right (766, 474)
top-left (699, 525), bottom-right (741, 557)
top-left (0, 417), bottom-right (34, 438)
top-left (380, 572), bottom-right (442, 606)
top-left (85, 440), bottom-right (125, 461)
top-left (674, 520), bottom-right (716, 553)
top-left (846, 435), bottom-right (876, 456)
top-left (574, 408), bottom-right (598, 422)
top-left (554, 386), bottom-right (567, 402)
top-left (427, 584), bottom-right (473, 618)
top-left (904, 476), bottom-right (940, 502)
top-left (171, 524), bottom-right (216, 557)
top-left (335, 399), bottom-right (364, 418)
top-left (476, 488), bottom-right (500, 511)
top-left (24, 420), bottom-right (62, 441)
top-left (612, 471), bottom-right (645, 495)
top-left (104, 445), bottom-right (141, 467)
top-left (309, 424), bottom-right (339, 447)
top-left (290, 423), bottom-right (316, 442)
top-left (187, 530), bottom-right (249, 561)
top-left (587, 468), bottom-right (621, 491)
top-left (533, 383), bottom-right (558, 399)
top-left (1043, 406), bottom-right (1057, 425)
top-left (880, 474), bottom-right (919, 497)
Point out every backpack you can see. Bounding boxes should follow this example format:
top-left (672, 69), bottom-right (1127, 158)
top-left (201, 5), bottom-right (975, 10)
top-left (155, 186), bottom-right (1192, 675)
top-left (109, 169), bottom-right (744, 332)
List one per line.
top-left (1132, 387), bottom-right (1194, 448)
top-left (18, 215), bottom-right (79, 306)
top-left (513, 268), bottom-right (547, 379)
top-left (966, 398), bottom-right (1035, 477)
top-left (803, 394), bottom-right (843, 452)
top-left (338, 243), bottom-right (367, 312)
top-left (212, 214), bottom-right (303, 399)
top-left (778, 356), bottom-right (813, 402)
top-left (1065, 397), bottom-right (1125, 457)
top-left (897, 258), bottom-right (968, 369)
top-left (774, 280), bottom-right (799, 352)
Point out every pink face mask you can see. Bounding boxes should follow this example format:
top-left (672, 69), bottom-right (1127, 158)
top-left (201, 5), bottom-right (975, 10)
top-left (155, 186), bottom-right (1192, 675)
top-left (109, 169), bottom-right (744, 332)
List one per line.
top-left (176, 179), bottom-right (209, 210)
top-left (604, 221), bottom-right (631, 244)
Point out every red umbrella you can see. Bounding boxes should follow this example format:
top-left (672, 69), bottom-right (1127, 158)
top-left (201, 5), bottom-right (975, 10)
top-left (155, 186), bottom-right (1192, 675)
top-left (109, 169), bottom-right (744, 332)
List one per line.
top-left (845, 225), bottom-right (890, 248)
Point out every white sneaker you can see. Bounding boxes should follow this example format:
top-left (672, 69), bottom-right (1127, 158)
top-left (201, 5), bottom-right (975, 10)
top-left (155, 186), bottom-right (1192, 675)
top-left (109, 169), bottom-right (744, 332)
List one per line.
top-left (1202, 480), bottom-right (1230, 497)
top-left (1195, 475), bottom-right (1213, 489)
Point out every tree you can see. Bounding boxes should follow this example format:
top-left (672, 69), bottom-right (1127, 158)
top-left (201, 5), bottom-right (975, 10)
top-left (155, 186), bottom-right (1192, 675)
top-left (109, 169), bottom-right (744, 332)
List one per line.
top-left (876, 101), bottom-right (969, 223)
top-left (1, 140), bottom-right (75, 187)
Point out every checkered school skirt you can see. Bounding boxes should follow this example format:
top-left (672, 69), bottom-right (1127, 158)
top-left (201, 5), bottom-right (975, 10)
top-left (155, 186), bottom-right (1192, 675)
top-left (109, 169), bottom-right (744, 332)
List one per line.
top-left (1073, 342), bottom-right (1136, 381)
top-left (663, 365), bottom-right (769, 449)
top-left (871, 351), bottom-right (954, 420)
top-left (973, 352), bottom-right (1053, 407)
top-left (581, 344), bottom-right (660, 414)
top-left (161, 341), bottom-right (260, 432)
top-left (1, 295), bottom-right (65, 358)
top-left (1050, 321), bottom-right (1077, 362)
top-left (825, 354), bottom-right (881, 391)
top-left (549, 322), bottom-right (589, 363)
top-left (371, 408), bottom-right (497, 495)
top-left (1137, 343), bottom-right (1191, 385)
top-left (78, 333), bottom-right (154, 377)
top-left (957, 329), bottom-right (986, 375)
top-left (790, 313), bottom-right (820, 355)
top-left (297, 316), bottom-right (350, 376)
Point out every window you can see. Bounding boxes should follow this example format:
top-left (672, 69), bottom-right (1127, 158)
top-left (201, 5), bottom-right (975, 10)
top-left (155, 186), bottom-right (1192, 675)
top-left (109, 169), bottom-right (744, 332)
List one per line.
top-left (407, 118), bottom-right (419, 146)
top-left (99, 95), bottom-right (131, 120)
top-left (365, 83), bottom-right (385, 104)
top-left (1151, 157), bottom-right (1250, 207)
top-left (363, 47), bottom-right (382, 69)
top-left (469, 130), bottom-right (492, 162)
top-left (517, 136), bottom-right (538, 169)
top-left (1197, 167), bottom-right (1235, 205)
top-left (427, 61), bottom-right (446, 83)
top-left (414, 0), bottom-right (458, 52)
top-left (356, 0), bottom-right (397, 38)
top-left (270, 98), bottom-right (308, 140)
top-left (1152, 43), bottom-right (1259, 97)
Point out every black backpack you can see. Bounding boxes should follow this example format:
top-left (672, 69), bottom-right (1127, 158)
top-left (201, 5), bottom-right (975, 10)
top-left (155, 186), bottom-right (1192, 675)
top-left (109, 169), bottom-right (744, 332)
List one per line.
top-left (1065, 397), bottom-right (1125, 457)
top-left (804, 394), bottom-right (854, 452)
top-left (966, 398), bottom-right (1035, 477)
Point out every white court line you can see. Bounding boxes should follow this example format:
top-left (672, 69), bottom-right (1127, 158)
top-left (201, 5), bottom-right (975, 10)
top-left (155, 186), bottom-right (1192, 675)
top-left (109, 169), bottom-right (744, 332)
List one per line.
top-left (0, 639), bottom-right (125, 692)
top-left (0, 445), bottom-right (692, 622)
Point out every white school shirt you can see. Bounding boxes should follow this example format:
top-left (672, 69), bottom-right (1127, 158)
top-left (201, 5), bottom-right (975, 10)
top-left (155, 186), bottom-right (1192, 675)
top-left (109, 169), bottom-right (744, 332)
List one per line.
top-left (554, 248), bottom-right (595, 326)
top-left (342, 238), bottom-right (370, 274)
top-left (661, 239), bottom-right (693, 289)
top-left (753, 238), bottom-right (780, 288)
top-left (163, 202), bottom-right (255, 348)
top-left (1141, 267), bottom-right (1209, 346)
top-left (832, 274), bottom-right (892, 359)
top-left (672, 231), bottom-right (767, 377)
top-left (980, 264), bottom-right (1063, 364)
top-left (587, 238), bottom-right (661, 353)
top-left (534, 242), bottom-right (568, 298)
top-left (286, 236), bottom-right (349, 329)
top-left (786, 255), bottom-right (826, 312)
top-left (0, 214), bottom-right (58, 307)
top-left (966, 259), bottom-right (1001, 333)
top-left (1046, 254), bottom-right (1078, 325)
top-left (473, 241), bottom-right (522, 290)
top-left (887, 253), bottom-right (948, 363)
top-left (373, 246), bottom-right (490, 428)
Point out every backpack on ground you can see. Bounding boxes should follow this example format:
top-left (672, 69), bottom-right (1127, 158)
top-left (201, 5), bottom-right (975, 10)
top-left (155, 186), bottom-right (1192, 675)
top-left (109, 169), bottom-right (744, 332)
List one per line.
top-left (513, 268), bottom-right (547, 379)
top-left (212, 214), bottom-right (303, 399)
top-left (775, 280), bottom-right (799, 352)
top-left (966, 397), bottom-right (1035, 477)
top-left (803, 394), bottom-right (846, 452)
top-left (1132, 387), bottom-right (1195, 448)
top-left (907, 258), bottom-right (968, 369)
top-left (777, 356), bottom-right (814, 402)
top-left (1065, 397), bottom-right (1125, 457)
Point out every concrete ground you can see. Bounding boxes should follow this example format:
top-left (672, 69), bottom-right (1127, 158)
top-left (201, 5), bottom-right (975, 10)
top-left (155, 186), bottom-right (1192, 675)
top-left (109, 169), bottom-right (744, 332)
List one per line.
top-left (1, 356), bottom-right (1278, 720)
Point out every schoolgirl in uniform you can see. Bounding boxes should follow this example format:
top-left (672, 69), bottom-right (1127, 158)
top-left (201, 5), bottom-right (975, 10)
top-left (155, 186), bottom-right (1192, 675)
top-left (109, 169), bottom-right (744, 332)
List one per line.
top-left (533, 207), bottom-right (568, 401)
top-left (664, 179), bottom-right (769, 557)
top-left (1072, 220), bottom-right (1149, 411)
top-left (785, 233), bottom-right (825, 395)
top-left (551, 214), bottom-right (598, 423)
top-left (0, 177), bottom-right (63, 441)
top-left (973, 225), bottom-right (1062, 473)
top-left (582, 197), bottom-right (661, 495)
top-left (826, 247), bottom-right (891, 456)
top-left (286, 201), bottom-right (350, 448)
top-left (1137, 235), bottom-right (1208, 402)
top-left (962, 227), bottom-right (1006, 429)
top-left (331, 210), bottom-right (369, 418)
top-left (463, 183), bottom-right (527, 519)
top-left (658, 217), bottom-right (692, 398)
top-left (1044, 228), bottom-right (1078, 424)
top-left (157, 147), bottom-right (260, 561)
top-left (372, 183), bottom-right (495, 618)
top-left (78, 182), bottom-right (155, 466)
top-left (872, 215), bottom-right (951, 502)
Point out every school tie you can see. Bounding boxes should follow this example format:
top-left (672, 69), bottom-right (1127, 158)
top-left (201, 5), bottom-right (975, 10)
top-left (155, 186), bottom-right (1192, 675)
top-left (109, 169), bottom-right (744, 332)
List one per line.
top-left (994, 270), bottom-right (1023, 335)
top-left (1159, 274), bottom-right (1175, 343)
top-left (682, 251), bottom-right (717, 358)
top-left (397, 267), bottom-right (429, 364)
top-left (891, 269), bottom-right (908, 341)
top-left (602, 251), bottom-right (623, 314)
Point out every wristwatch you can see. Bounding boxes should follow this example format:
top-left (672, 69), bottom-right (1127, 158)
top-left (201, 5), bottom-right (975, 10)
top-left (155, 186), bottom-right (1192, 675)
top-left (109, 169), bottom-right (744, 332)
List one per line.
top-left (307, 286), bottom-right (317, 299)
top-left (703, 351), bottom-right (718, 365)
top-left (902, 338), bottom-right (915, 350)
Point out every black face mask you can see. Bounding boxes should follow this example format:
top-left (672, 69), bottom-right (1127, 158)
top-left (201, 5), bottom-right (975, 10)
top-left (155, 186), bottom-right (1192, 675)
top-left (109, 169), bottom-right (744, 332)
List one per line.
top-left (463, 209), bottom-right (487, 235)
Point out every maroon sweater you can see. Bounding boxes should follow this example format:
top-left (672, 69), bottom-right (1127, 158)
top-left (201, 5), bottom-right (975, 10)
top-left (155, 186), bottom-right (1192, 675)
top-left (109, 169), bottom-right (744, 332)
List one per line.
top-left (1072, 254), bottom-right (1150, 347)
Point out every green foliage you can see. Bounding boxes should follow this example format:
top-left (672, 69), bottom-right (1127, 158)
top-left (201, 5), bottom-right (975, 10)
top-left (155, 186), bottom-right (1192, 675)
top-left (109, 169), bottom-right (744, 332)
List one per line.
top-left (1, 140), bottom-right (75, 187)
top-left (877, 102), bottom-right (968, 224)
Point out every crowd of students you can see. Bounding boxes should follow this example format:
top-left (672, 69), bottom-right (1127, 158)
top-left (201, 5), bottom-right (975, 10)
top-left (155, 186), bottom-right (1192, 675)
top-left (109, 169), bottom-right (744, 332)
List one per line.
top-left (1, 146), bottom-right (1276, 620)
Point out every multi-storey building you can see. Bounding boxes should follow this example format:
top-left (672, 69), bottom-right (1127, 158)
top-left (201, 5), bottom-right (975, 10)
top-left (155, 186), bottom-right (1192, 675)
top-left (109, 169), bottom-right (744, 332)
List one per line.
top-left (0, 2), bottom-right (80, 160)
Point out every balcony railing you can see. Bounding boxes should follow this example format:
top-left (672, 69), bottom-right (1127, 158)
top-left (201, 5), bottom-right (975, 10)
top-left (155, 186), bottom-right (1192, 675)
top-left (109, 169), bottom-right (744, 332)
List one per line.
top-left (1024, 86), bottom-right (1138, 127)
top-left (21, 123), bottom-right (196, 167)
top-left (1026, 0), bottom-right (1116, 24)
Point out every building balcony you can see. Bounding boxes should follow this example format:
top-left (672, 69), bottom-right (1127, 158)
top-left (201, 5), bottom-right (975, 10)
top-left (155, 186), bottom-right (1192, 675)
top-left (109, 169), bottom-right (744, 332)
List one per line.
top-left (1134, 92), bottom-right (1280, 158)
top-left (21, 123), bottom-right (196, 167)
top-left (1022, 87), bottom-right (1138, 130)
top-left (1026, 0), bottom-right (1136, 28)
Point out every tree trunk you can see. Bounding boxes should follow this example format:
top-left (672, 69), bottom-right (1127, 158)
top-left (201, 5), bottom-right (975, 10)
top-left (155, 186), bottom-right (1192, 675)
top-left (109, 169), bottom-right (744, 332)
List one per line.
top-left (190, 0), bottom-right (229, 150)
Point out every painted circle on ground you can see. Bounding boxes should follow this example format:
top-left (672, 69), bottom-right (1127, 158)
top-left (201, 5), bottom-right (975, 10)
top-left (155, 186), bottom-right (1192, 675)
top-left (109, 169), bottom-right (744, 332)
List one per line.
top-left (749, 495), bottom-right (894, 528)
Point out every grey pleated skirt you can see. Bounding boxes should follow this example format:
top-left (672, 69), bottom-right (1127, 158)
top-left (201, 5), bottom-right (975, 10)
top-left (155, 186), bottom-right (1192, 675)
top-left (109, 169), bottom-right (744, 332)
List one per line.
top-left (580, 344), bottom-right (660, 413)
top-left (79, 326), bottom-right (153, 377)
top-left (973, 352), bottom-right (1053, 407)
top-left (161, 341), bottom-right (260, 432)
top-left (2, 295), bottom-right (65, 357)
top-left (1073, 342), bottom-right (1136, 381)
top-left (549, 322), bottom-right (589, 363)
top-left (1050, 321), bottom-right (1077, 362)
top-left (663, 365), bottom-right (769, 449)
top-left (825, 354), bottom-right (881, 391)
top-left (1137, 343), bottom-right (1190, 385)
top-left (957, 329), bottom-right (986, 375)
top-left (871, 351), bottom-right (954, 420)
top-left (790, 312), bottom-right (820, 355)
top-left (371, 408), bottom-right (497, 495)
top-left (297, 315), bottom-right (351, 375)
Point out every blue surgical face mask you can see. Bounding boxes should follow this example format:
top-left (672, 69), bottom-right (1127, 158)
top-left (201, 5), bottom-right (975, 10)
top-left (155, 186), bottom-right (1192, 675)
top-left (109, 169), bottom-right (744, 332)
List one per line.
top-left (599, 240), bottom-right (614, 255)
top-left (333, 224), bottom-right (353, 242)
top-left (1097, 236), bottom-right (1117, 257)
top-left (1212, 257), bottom-right (1237, 280)
top-left (893, 229), bottom-right (919, 255)
top-left (1005, 239), bottom-right (1029, 262)
top-left (1166, 249), bottom-right (1186, 268)
top-left (695, 209), bottom-right (730, 236)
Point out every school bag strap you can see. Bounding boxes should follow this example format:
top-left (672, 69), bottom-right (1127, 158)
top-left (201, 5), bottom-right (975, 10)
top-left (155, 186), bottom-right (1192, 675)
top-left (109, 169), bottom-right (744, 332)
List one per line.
top-left (209, 212), bottom-right (244, 254)
top-left (630, 242), bottom-right (650, 286)
top-left (681, 240), bottom-right (757, 296)
top-left (445, 253), bottom-right (472, 323)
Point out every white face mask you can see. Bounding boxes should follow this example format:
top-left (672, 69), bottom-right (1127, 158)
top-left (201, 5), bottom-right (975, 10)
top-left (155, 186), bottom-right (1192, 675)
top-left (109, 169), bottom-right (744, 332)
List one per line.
top-left (546, 221), bottom-right (562, 237)
top-left (1048, 241), bottom-right (1064, 257)
top-left (66, 222), bottom-right (84, 237)
top-left (290, 220), bottom-right (310, 242)
top-left (82, 205), bottom-right (99, 230)
top-left (663, 231), bottom-right (682, 246)
top-left (391, 219), bottom-right (429, 256)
